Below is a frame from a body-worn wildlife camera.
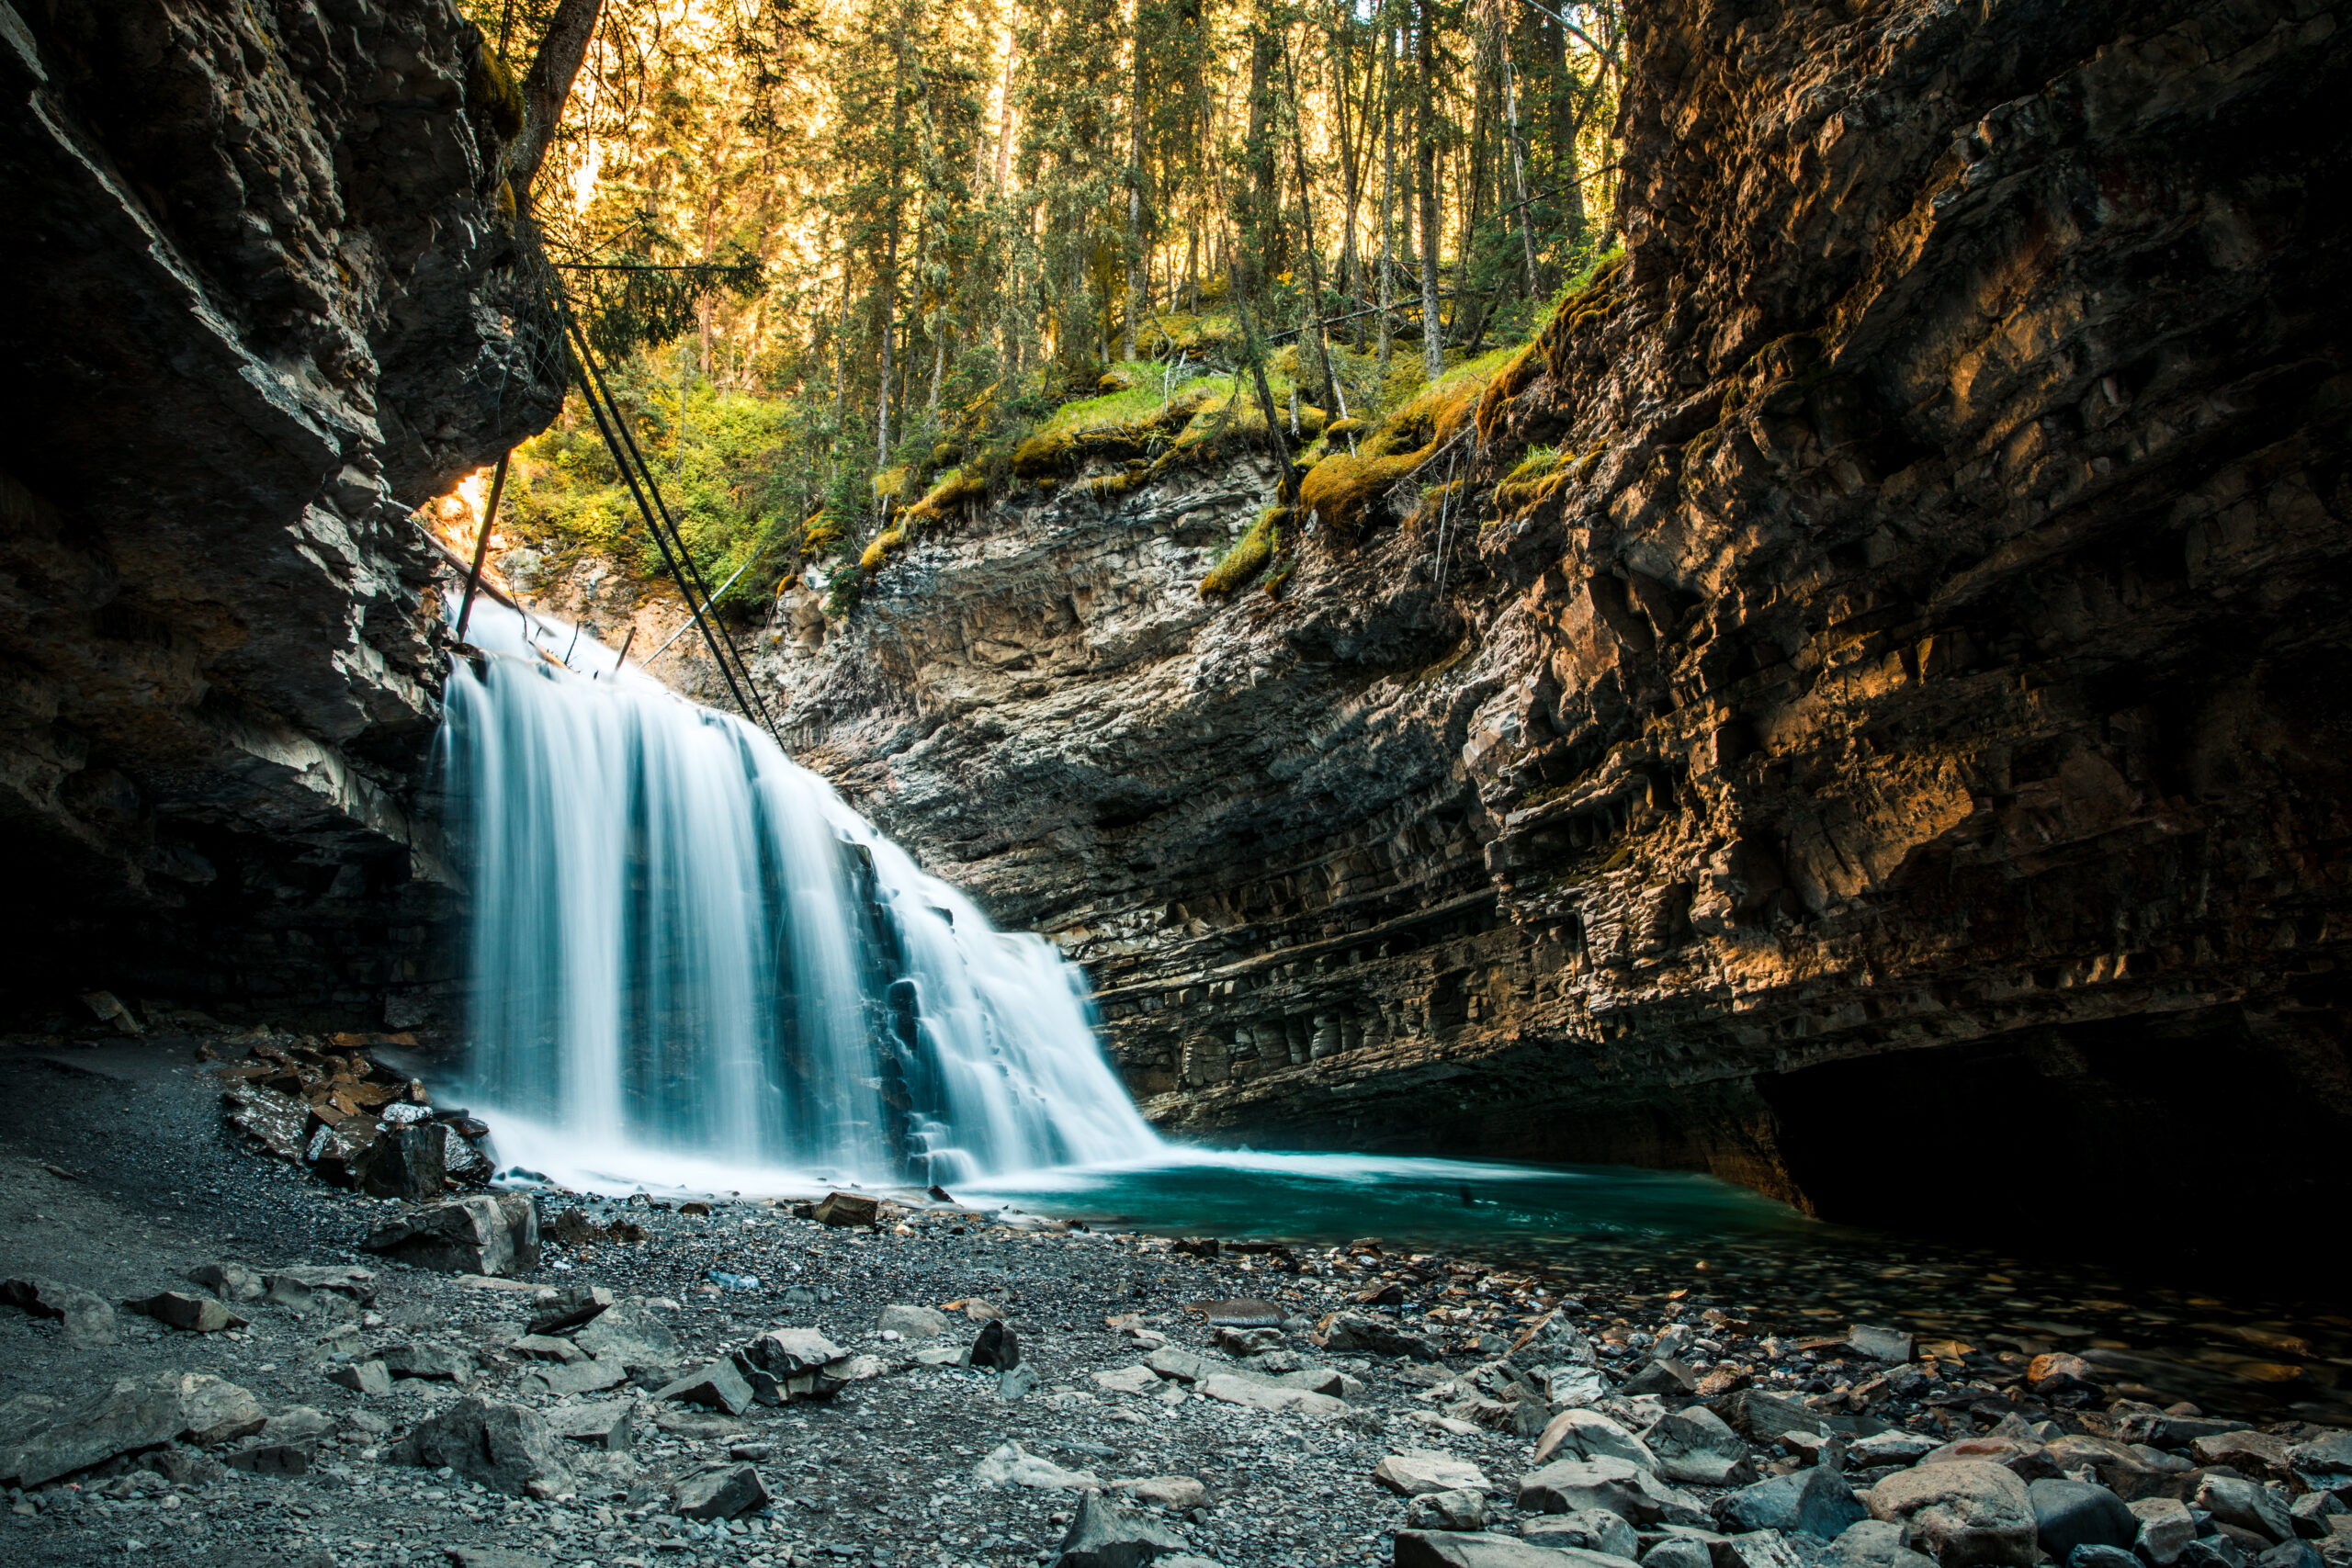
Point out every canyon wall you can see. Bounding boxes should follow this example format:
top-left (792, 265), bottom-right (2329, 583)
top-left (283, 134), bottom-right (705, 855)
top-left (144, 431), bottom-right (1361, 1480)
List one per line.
top-left (0, 0), bottom-right (561, 1024)
top-left (770, 0), bottom-right (2352, 1263)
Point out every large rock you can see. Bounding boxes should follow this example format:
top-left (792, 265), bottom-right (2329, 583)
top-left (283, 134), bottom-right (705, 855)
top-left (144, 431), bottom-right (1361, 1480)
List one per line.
top-left (1521, 1510), bottom-right (1640, 1559)
top-left (880, 1303), bottom-right (953, 1340)
top-left (1537, 1410), bottom-right (1658, 1471)
top-left (1321, 1313), bottom-right (1442, 1360)
top-left (1866, 1461), bottom-right (2036, 1566)
top-left (379, 1343), bottom-right (473, 1382)
top-left (363, 1195), bottom-right (538, 1277)
top-left (2129, 1499), bottom-right (2199, 1566)
top-left (1410, 1491), bottom-right (1495, 1532)
top-left (970, 1319), bottom-right (1023, 1370)
top-left (387, 1396), bottom-right (573, 1498)
top-left (1379, 1450), bottom-right (1498, 1496)
top-left (2195, 1475), bottom-right (2294, 1545)
top-left (1396, 1531), bottom-right (1623, 1568)
top-left (1055, 1489), bottom-right (1194, 1568)
top-left (2030, 1480), bottom-right (2138, 1560)
top-left (974, 1441), bottom-right (1100, 1490)
top-left (1198, 1373), bottom-right (1347, 1416)
top-left (1830, 1519), bottom-right (1940, 1568)
top-left (573, 1303), bottom-right (684, 1370)
top-left (1717, 1466), bottom-right (1868, 1540)
top-left (527, 1285), bottom-right (614, 1337)
top-left (0, 1276), bottom-right (118, 1348)
top-left (543, 1401), bottom-right (633, 1451)
top-left (1645, 1407), bottom-right (1756, 1487)
top-left (125, 1292), bottom-right (246, 1334)
top-left (655, 1360), bottom-right (754, 1416)
top-left (673, 1462), bottom-right (770, 1519)
top-left (1519, 1457), bottom-right (1709, 1525)
top-left (0, 1371), bottom-right (263, 1486)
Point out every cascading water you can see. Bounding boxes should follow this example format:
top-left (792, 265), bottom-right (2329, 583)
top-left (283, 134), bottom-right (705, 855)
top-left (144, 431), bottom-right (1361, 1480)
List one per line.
top-left (436, 599), bottom-right (1161, 1191)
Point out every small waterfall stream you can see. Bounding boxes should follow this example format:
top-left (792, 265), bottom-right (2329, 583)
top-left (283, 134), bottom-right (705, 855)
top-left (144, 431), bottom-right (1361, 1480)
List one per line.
top-left (436, 600), bottom-right (1161, 1191)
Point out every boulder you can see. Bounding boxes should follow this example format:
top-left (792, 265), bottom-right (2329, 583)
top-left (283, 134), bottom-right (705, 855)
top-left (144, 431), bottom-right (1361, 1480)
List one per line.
top-left (1545, 1368), bottom-right (1612, 1409)
top-left (879, 1303), bottom-right (952, 1340)
top-left (224, 1440), bottom-right (311, 1475)
top-left (526, 1359), bottom-right (629, 1398)
top-left (1322, 1312), bottom-right (1442, 1360)
top-left (739, 1325), bottom-right (846, 1377)
top-left (673, 1461), bottom-right (770, 1520)
top-left (185, 1263), bottom-right (266, 1303)
top-left (125, 1292), bottom-right (245, 1333)
top-left (326, 1360), bottom-right (392, 1397)
top-left (357, 1122), bottom-right (449, 1200)
top-left (387, 1396), bottom-right (572, 1499)
top-left (1846, 1328), bottom-right (1914, 1365)
top-left (1395, 1531), bottom-right (1620, 1567)
top-left (2192, 1432), bottom-right (2297, 1483)
top-left (2130, 1498), bottom-right (2199, 1565)
top-left (1519, 1456), bottom-right (1709, 1526)
top-left (1717, 1466), bottom-right (1869, 1539)
top-left (1055, 1488), bottom-right (1193, 1567)
top-left (1866, 1460), bottom-right (2036, 1566)
top-left (175, 1373), bottom-right (267, 1446)
top-left (1645, 1406), bottom-right (1757, 1487)
top-left (0, 1371), bottom-right (265, 1487)
top-left (362, 1195), bottom-right (537, 1277)
top-left (1410, 1490), bottom-right (1495, 1531)
top-left (1620, 1360), bottom-right (1701, 1399)
top-left (526, 1285), bottom-right (614, 1337)
top-left (573, 1302), bottom-right (683, 1370)
top-left (1536, 1410), bottom-right (1657, 1470)
top-left (379, 1343), bottom-right (472, 1382)
top-left (1115, 1475), bottom-right (1208, 1509)
top-left (2030, 1480), bottom-right (2137, 1560)
top-left (1379, 1450), bottom-right (1498, 1496)
top-left (262, 1266), bottom-right (377, 1313)
top-left (654, 1359), bottom-right (754, 1416)
top-left (1521, 1510), bottom-right (1640, 1560)
top-left (970, 1319), bottom-right (1022, 1370)
top-left (445, 1551), bottom-right (557, 1568)
top-left (510, 1334), bottom-right (587, 1363)
top-left (973, 1440), bottom-right (1099, 1490)
top-left (0, 1276), bottom-right (119, 1348)
top-left (811, 1191), bottom-right (879, 1227)
top-left (2287, 1432), bottom-right (2352, 1495)
top-left (2195, 1475), bottom-right (2294, 1545)
top-left (1831, 1518), bottom-right (1940, 1568)
top-left (543, 1401), bottom-right (633, 1451)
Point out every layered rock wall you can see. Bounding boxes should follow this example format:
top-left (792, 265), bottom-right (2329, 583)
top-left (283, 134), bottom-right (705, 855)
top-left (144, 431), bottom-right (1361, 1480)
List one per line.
top-left (0, 0), bottom-right (562, 1023)
top-left (771, 0), bottom-right (2352, 1263)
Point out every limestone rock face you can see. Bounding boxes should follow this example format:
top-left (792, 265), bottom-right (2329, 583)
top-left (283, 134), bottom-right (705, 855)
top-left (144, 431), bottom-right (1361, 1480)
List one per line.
top-left (0, 0), bottom-right (562, 1019)
top-left (765, 0), bottom-right (2352, 1261)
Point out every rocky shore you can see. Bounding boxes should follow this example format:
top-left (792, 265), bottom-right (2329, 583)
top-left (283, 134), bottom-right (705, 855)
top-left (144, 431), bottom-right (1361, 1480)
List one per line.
top-left (0, 1035), bottom-right (2344, 1568)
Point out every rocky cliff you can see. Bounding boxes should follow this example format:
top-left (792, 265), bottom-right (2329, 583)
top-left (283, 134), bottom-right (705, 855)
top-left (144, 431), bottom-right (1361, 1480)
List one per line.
top-left (0, 0), bottom-right (562, 1024)
top-left (768, 0), bottom-right (2352, 1264)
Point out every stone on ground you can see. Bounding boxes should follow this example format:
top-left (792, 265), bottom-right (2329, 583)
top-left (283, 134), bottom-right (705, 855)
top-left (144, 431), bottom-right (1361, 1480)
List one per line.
top-left (326, 1359), bottom-right (393, 1396)
top-left (2129, 1499), bottom-right (2198, 1565)
top-left (970, 1318), bottom-right (1022, 1369)
top-left (1395, 1530), bottom-right (1612, 1567)
top-left (445, 1549), bottom-right (558, 1568)
top-left (740, 1325), bottom-right (845, 1375)
top-left (124, 1290), bottom-right (246, 1333)
top-left (0, 1276), bottom-right (119, 1348)
top-left (1377, 1450), bottom-right (1496, 1496)
top-left (1519, 1456), bottom-right (1708, 1525)
top-left (1095, 1364), bottom-right (1162, 1394)
top-left (1055, 1488), bottom-right (1195, 1567)
top-left (998, 1362), bottom-right (1042, 1401)
top-left (175, 1373), bottom-right (267, 1445)
top-left (673, 1461), bottom-right (770, 1519)
top-left (1845, 1326), bottom-right (1914, 1364)
top-left (362, 1194), bottom-right (537, 1276)
top-left (1408, 1489), bottom-right (1494, 1531)
top-left (879, 1303), bottom-right (952, 1339)
top-left (1534, 1409), bottom-right (1657, 1470)
top-left (2195, 1474), bottom-right (2294, 1544)
top-left (1197, 1372), bottom-right (1345, 1416)
top-left (1644, 1405), bottom-right (1756, 1486)
top-left (386, 1395), bottom-right (572, 1499)
top-left (1320, 1312), bottom-right (1440, 1360)
top-left (973, 1440), bottom-right (1100, 1490)
top-left (1866, 1459), bottom-right (2036, 1565)
top-left (1116, 1475), bottom-right (1208, 1508)
top-left (526, 1358), bottom-right (628, 1398)
top-left (655, 1359), bottom-right (754, 1416)
top-left (1643, 1538), bottom-right (1712, 1568)
top-left (1717, 1462), bottom-right (1868, 1539)
top-left (510, 1332), bottom-right (587, 1363)
top-left (1831, 1517), bottom-right (1940, 1568)
top-left (526, 1284), bottom-right (614, 1337)
top-left (1849, 1432), bottom-right (1939, 1469)
top-left (185, 1262), bottom-right (265, 1303)
top-left (811, 1191), bottom-right (879, 1227)
top-left (543, 1401), bottom-right (633, 1450)
top-left (1619, 1359), bottom-right (1700, 1398)
top-left (573, 1302), bottom-right (684, 1369)
top-left (2030, 1479), bottom-right (2138, 1559)
top-left (379, 1342), bottom-right (473, 1381)
top-left (1520, 1509), bottom-right (1639, 1559)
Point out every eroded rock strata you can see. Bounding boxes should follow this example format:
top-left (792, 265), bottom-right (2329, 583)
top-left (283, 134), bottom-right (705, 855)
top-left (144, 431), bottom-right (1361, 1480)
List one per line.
top-left (0, 0), bottom-right (562, 1019)
top-left (769, 0), bottom-right (2352, 1258)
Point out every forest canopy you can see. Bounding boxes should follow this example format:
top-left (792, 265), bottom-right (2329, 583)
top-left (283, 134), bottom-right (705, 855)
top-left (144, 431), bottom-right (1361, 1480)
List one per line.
top-left (461, 0), bottom-right (1623, 607)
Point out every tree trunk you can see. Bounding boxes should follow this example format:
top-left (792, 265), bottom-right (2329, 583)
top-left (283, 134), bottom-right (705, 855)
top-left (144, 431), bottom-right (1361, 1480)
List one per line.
top-left (1416, 0), bottom-right (1442, 382)
top-left (1498, 0), bottom-right (1539, 296)
top-left (1375, 3), bottom-right (1396, 373)
top-left (510, 0), bottom-right (604, 196)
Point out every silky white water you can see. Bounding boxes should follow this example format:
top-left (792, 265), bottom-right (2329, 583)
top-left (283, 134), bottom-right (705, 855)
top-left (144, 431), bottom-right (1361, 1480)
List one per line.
top-left (436, 599), bottom-right (1161, 1191)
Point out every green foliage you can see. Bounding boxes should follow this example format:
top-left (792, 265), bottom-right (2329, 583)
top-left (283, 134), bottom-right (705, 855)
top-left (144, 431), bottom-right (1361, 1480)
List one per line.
top-left (1200, 505), bottom-right (1286, 597)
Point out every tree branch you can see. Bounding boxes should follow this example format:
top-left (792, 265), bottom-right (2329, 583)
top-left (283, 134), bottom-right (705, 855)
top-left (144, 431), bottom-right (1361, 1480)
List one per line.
top-left (511, 0), bottom-right (605, 197)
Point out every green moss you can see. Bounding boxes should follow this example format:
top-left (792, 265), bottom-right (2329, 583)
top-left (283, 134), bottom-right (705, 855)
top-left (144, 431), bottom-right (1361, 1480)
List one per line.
top-left (872, 465), bottom-right (913, 504)
top-left (858, 525), bottom-right (906, 571)
top-left (469, 47), bottom-right (526, 141)
top-left (1200, 505), bottom-right (1285, 597)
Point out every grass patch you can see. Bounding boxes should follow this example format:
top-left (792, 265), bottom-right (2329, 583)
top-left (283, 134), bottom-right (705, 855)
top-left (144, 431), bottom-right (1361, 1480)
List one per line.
top-left (1200, 504), bottom-right (1286, 597)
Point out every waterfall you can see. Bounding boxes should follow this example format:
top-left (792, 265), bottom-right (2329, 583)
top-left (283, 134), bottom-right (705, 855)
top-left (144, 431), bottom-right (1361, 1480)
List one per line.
top-left (435, 599), bottom-right (1161, 1191)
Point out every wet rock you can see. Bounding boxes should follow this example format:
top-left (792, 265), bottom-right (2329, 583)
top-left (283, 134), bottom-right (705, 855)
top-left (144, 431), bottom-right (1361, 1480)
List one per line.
top-left (1866, 1460), bottom-right (2037, 1565)
top-left (1919, 1438), bottom-right (2054, 1481)
top-left (1717, 1465), bottom-right (1869, 1539)
top-left (123, 1291), bottom-right (245, 1333)
top-left (185, 1263), bottom-right (265, 1303)
top-left (1055, 1487), bottom-right (1193, 1567)
top-left (1321, 1312), bottom-right (1442, 1360)
top-left (1721, 1529), bottom-right (1810, 1568)
top-left (973, 1440), bottom-right (1099, 1490)
top-left (1379, 1451), bottom-right (1498, 1496)
top-left (1537, 1410), bottom-right (1657, 1470)
top-left (526, 1285), bottom-right (614, 1337)
top-left (1713, 1391), bottom-right (1839, 1446)
top-left (573, 1302), bottom-right (684, 1370)
top-left (654, 1359), bottom-right (754, 1416)
top-left (2287, 1433), bottom-right (2352, 1495)
top-left (2290, 1493), bottom-right (2345, 1539)
top-left (379, 1343), bottom-right (472, 1382)
top-left (2030, 1480), bottom-right (2138, 1559)
top-left (673, 1461), bottom-right (770, 1519)
top-left (356, 1122), bottom-right (449, 1200)
top-left (326, 1363), bottom-right (390, 1401)
top-left (2254, 1544), bottom-right (2324, 1568)
top-left (2025, 1355), bottom-right (2103, 1401)
top-left (878, 1303), bottom-right (951, 1340)
top-left (363, 1195), bottom-right (538, 1277)
top-left (1395, 1530), bottom-right (1611, 1567)
top-left (387, 1395), bottom-right (572, 1499)
top-left (2193, 1433), bottom-right (2298, 1483)
top-left (1522, 1509), bottom-right (1640, 1559)
top-left (1621, 1360), bottom-right (1701, 1399)
top-left (1645, 1406), bottom-right (1757, 1487)
top-left (998, 1363), bottom-right (1042, 1401)
top-left (971, 1319), bottom-right (1022, 1369)
top-left (1116, 1475), bottom-right (1208, 1508)
top-left (2131, 1498), bottom-right (2199, 1565)
top-left (1412, 1490), bottom-right (1497, 1531)
top-left (2196, 1475), bottom-right (2294, 1545)
top-left (0, 1276), bottom-right (119, 1348)
top-left (811, 1191), bottom-right (879, 1227)
top-left (1520, 1456), bottom-right (1710, 1526)
top-left (543, 1401), bottom-right (632, 1451)
top-left (1844, 1328), bottom-right (1913, 1364)
top-left (1645, 1539), bottom-right (1713, 1568)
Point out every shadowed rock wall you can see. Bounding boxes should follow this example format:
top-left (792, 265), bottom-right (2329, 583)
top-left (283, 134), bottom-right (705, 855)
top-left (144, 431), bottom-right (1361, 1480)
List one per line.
top-left (0, 0), bottom-right (563, 1025)
top-left (768, 0), bottom-right (2352, 1265)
